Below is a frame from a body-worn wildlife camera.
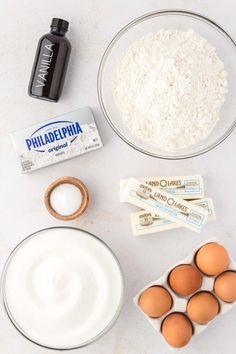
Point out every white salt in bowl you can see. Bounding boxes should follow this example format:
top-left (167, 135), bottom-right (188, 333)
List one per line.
top-left (98, 10), bottom-right (236, 159)
top-left (44, 177), bottom-right (89, 221)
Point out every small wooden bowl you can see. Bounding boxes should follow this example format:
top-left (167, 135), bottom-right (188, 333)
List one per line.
top-left (44, 176), bottom-right (89, 221)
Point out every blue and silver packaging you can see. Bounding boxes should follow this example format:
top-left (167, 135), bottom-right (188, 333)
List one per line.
top-left (10, 107), bottom-right (103, 173)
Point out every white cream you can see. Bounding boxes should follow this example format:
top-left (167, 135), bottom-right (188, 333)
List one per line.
top-left (50, 183), bottom-right (83, 216)
top-left (2, 228), bottom-right (123, 349)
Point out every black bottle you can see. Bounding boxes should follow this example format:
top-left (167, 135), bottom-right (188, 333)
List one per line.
top-left (28, 18), bottom-right (71, 102)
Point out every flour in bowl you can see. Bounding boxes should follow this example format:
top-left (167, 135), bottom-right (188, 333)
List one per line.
top-left (112, 30), bottom-right (228, 152)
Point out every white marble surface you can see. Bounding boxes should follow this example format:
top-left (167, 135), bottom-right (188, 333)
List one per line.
top-left (0, 0), bottom-right (236, 353)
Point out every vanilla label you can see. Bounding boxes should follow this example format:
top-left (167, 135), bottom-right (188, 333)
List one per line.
top-left (36, 44), bottom-right (54, 88)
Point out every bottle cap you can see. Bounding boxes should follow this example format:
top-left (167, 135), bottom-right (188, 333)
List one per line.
top-left (50, 18), bottom-right (69, 32)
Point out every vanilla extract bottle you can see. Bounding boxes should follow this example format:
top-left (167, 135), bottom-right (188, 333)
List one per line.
top-left (28, 18), bottom-right (71, 102)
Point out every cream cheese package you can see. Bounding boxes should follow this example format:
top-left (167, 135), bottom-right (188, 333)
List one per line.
top-left (10, 107), bottom-right (103, 173)
top-left (131, 198), bottom-right (215, 236)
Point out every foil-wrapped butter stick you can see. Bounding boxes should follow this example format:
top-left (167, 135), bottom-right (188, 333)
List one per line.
top-left (131, 198), bottom-right (215, 236)
top-left (121, 178), bottom-right (208, 233)
top-left (120, 175), bottom-right (204, 200)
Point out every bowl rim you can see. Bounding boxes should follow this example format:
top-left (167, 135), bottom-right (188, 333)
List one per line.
top-left (1, 226), bottom-right (125, 351)
top-left (97, 9), bottom-right (236, 159)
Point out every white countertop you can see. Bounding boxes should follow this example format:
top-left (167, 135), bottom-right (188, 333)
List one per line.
top-left (0, 0), bottom-right (236, 353)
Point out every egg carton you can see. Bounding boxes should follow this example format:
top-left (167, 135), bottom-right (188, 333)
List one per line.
top-left (133, 239), bottom-right (236, 351)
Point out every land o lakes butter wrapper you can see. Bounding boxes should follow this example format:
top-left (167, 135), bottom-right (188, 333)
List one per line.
top-left (10, 107), bottom-right (103, 173)
top-left (131, 198), bottom-right (215, 236)
top-left (120, 175), bottom-right (204, 200)
top-left (121, 178), bottom-right (208, 233)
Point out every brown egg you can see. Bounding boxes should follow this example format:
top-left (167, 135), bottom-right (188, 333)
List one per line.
top-left (195, 242), bottom-right (229, 276)
top-left (214, 271), bottom-right (236, 303)
top-left (161, 313), bottom-right (193, 348)
top-left (138, 286), bottom-right (172, 318)
top-left (187, 291), bottom-right (220, 324)
top-left (168, 264), bottom-right (202, 296)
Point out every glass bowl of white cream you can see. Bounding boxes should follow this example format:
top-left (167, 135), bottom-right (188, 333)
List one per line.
top-left (1, 227), bottom-right (124, 350)
top-left (98, 10), bottom-right (236, 159)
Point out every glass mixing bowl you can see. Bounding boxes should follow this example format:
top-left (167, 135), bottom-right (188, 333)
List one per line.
top-left (1, 227), bottom-right (124, 350)
top-left (98, 10), bottom-right (236, 159)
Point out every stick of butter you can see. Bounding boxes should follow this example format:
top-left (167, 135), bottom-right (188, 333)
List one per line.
top-left (121, 178), bottom-right (208, 233)
top-left (10, 107), bottom-right (103, 173)
top-left (120, 175), bottom-right (204, 200)
top-left (131, 198), bottom-right (215, 236)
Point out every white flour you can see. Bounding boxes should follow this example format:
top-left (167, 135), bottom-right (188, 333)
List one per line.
top-left (112, 30), bottom-right (228, 152)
